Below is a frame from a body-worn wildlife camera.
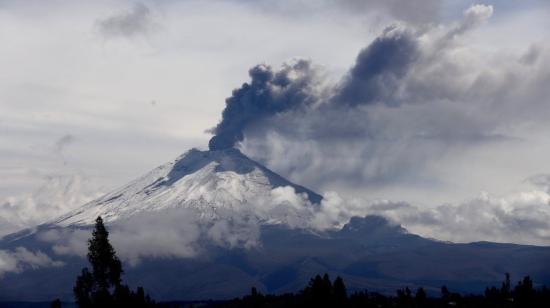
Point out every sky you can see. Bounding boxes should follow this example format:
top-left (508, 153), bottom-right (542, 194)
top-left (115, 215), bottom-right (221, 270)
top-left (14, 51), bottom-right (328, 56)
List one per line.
top-left (1, 0), bottom-right (550, 242)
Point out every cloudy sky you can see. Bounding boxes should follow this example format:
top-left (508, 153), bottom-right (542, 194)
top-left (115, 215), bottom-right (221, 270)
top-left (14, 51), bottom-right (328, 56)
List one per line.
top-left (1, 0), bottom-right (550, 241)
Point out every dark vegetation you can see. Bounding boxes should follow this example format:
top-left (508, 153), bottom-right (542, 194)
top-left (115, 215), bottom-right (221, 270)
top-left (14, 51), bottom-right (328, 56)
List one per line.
top-left (217, 273), bottom-right (550, 308)
top-left (60, 216), bottom-right (549, 308)
top-left (71, 217), bottom-right (155, 308)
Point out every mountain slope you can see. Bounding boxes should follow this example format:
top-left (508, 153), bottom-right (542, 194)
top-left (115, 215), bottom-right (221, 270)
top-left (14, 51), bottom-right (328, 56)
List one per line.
top-left (53, 148), bottom-right (321, 227)
top-left (0, 149), bottom-right (549, 302)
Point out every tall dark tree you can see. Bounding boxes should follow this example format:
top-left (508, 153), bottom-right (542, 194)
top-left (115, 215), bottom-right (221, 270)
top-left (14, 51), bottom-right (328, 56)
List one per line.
top-left (441, 285), bottom-right (450, 302)
top-left (74, 217), bottom-right (122, 307)
top-left (515, 276), bottom-right (535, 306)
top-left (74, 216), bottom-right (155, 307)
top-left (50, 298), bottom-right (62, 308)
top-left (501, 272), bottom-right (511, 297)
top-left (333, 276), bottom-right (347, 303)
top-left (321, 273), bottom-right (332, 296)
top-left (415, 287), bottom-right (427, 303)
top-left (87, 217), bottom-right (122, 292)
top-left (74, 268), bottom-right (94, 307)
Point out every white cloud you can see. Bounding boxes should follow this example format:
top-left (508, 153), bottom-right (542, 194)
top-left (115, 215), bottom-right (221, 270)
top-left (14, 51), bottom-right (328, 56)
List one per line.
top-left (0, 247), bottom-right (64, 277)
top-left (308, 188), bottom-right (550, 246)
top-left (464, 4), bottom-right (494, 26)
top-left (37, 228), bottom-right (89, 257)
top-left (34, 185), bottom-right (316, 264)
top-left (35, 178), bottom-right (550, 267)
top-left (0, 173), bottom-right (101, 236)
top-left (110, 209), bottom-right (201, 266)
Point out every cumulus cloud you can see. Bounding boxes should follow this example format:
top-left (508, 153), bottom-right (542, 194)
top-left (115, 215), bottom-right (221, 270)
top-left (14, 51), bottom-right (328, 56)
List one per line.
top-left (36, 185), bottom-right (318, 265)
top-left (36, 178), bottom-right (550, 267)
top-left (446, 4), bottom-right (493, 39)
top-left (0, 133), bottom-right (101, 237)
top-left (0, 247), bottom-right (63, 277)
top-left (37, 210), bottom-right (199, 266)
top-left (0, 174), bottom-right (100, 236)
top-left (36, 169), bottom-right (550, 266)
top-left (97, 2), bottom-right (158, 39)
top-left (376, 191), bottom-right (550, 246)
top-left (37, 228), bottom-right (90, 257)
top-left (272, 184), bottom-right (550, 246)
top-left (110, 209), bottom-right (201, 266)
top-left (206, 214), bottom-right (260, 250)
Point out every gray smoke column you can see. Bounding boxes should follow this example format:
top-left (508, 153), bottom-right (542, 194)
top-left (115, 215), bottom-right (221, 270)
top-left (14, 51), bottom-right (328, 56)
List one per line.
top-left (335, 26), bottom-right (418, 106)
top-left (208, 60), bottom-right (318, 150)
top-left (208, 27), bottom-right (418, 150)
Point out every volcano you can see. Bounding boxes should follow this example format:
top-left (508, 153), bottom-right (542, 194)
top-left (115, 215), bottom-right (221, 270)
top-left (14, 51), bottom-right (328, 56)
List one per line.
top-left (52, 148), bottom-right (321, 227)
top-left (0, 149), bottom-right (549, 302)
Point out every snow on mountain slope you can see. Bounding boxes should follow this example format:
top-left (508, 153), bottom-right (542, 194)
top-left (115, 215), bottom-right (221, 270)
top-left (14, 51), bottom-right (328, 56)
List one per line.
top-left (52, 148), bottom-right (322, 227)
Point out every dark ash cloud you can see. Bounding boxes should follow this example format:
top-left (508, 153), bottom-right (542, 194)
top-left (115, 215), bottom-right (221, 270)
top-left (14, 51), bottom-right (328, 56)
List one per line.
top-left (208, 60), bottom-right (320, 150)
top-left (335, 26), bottom-right (418, 106)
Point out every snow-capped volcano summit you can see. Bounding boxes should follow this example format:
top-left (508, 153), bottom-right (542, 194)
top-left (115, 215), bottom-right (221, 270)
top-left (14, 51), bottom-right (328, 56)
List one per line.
top-left (52, 148), bottom-right (322, 227)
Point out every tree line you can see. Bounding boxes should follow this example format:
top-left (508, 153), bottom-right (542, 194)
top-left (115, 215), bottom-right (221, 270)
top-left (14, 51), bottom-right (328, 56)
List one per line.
top-left (55, 216), bottom-right (549, 307)
top-left (220, 273), bottom-right (550, 308)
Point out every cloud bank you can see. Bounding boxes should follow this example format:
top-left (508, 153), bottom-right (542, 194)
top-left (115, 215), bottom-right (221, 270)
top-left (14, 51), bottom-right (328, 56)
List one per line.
top-left (0, 133), bottom-right (101, 236)
top-left (0, 172), bottom-right (100, 237)
top-left (0, 247), bottom-right (63, 277)
top-left (36, 175), bottom-right (550, 267)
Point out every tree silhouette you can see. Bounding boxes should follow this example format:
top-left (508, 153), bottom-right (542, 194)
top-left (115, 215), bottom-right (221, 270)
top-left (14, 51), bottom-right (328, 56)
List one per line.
top-left (515, 276), bottom-right (535, 306)
top-left (87, 216), bottom-right (122, 292)
top-left (415, 287), bottom-right (427, 307)
top-left (333, 276), bottom-right (347, 303)
top-left (50, 298), bottom-right (62, 308)
top-left (73, 216), bottom-right (155, 307)
top-left (74, 217), bottom-right (122, 306)
top-left (441, 285), bottom-right (450, 302)
top-left (74, 268), bottom-right (94, 307)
